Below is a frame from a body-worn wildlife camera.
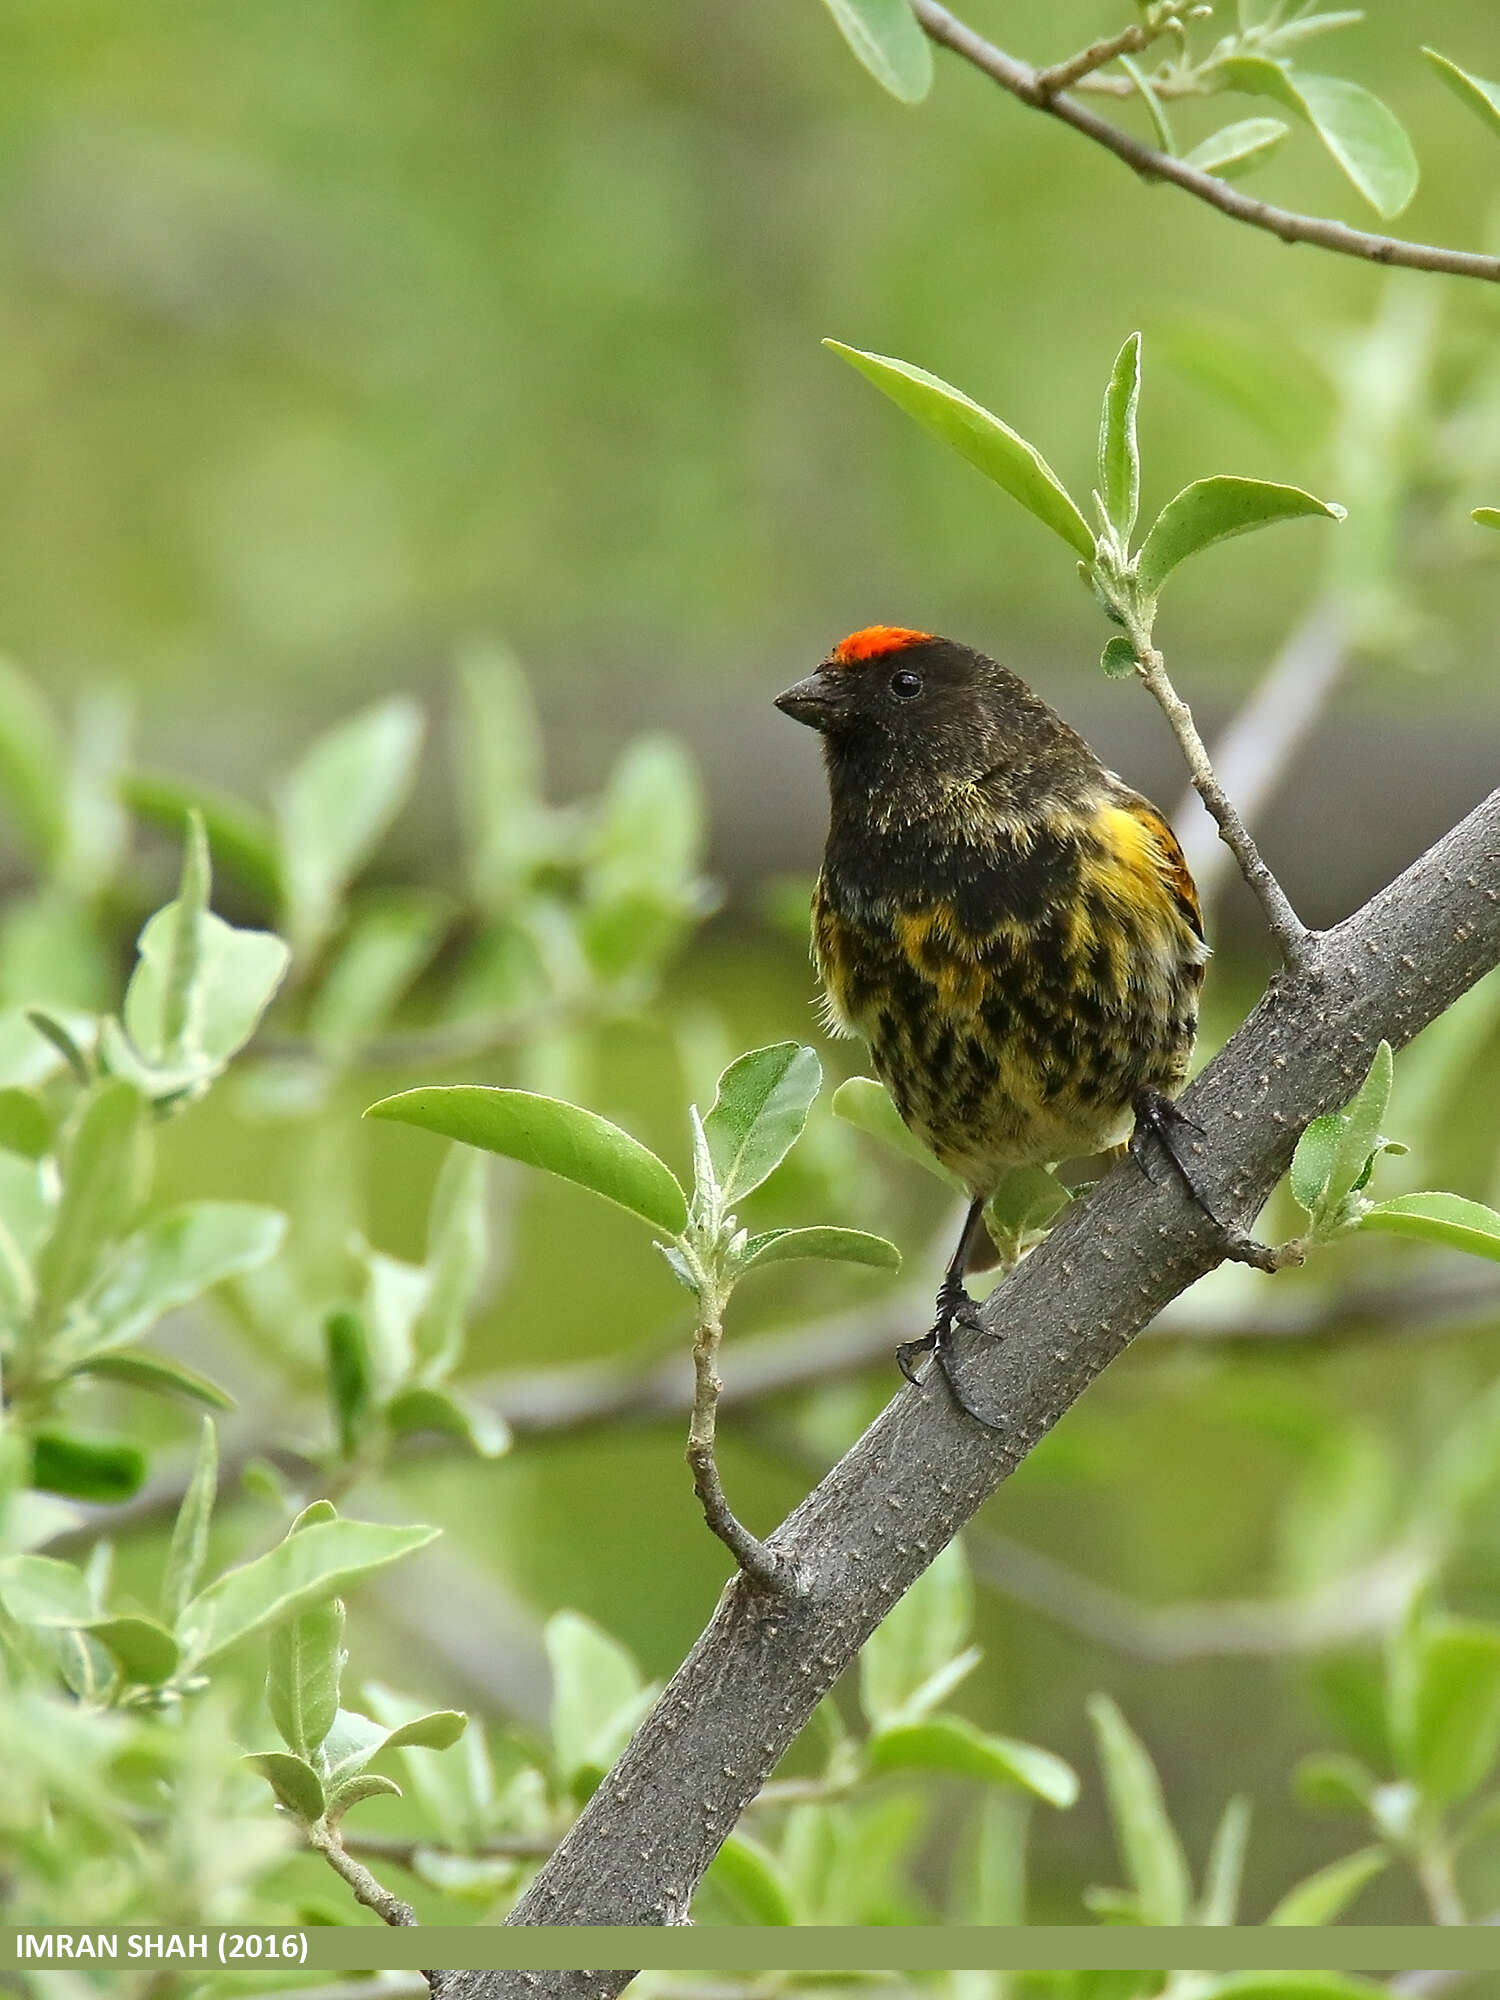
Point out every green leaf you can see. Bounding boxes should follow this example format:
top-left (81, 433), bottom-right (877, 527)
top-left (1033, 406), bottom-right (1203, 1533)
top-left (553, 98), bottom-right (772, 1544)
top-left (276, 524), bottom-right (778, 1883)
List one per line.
top-left (1360, 1191), bottom-right (1500, 1264)
top-left (860, 1538), bottom-right (972, 1726)
top-left (824, 343), bottom-right (1094, 558)
top-left (869, 1716), bottom-right (1079, 1807)
top-left (1086, 1693), bottom-right (1191, 1926)
top-left (1290, 1111), bottom-right (1341, 1214)
top-left (34, 1079), bottom-right (148, 1340)
top-left (178, 1517), bottom-right (439, 1668)
top-left (1391, 1617), bottom-right (1500, 1806)
top-left (0, 1552), bottom-right (94, 1624)
top-left (365, 1086), bottom-right (687, 1235)
top-left (0, 659), bottom-right (65, 865)
top-left (327, 1771), bottom-right (403, 1819)
top-left (386, 1385), bottom-right (511, 1459)
top-left (830, 1075), bottom-right (964, 1190)
top-left (547, 1610), bottom-right (650, 1791)
top-left (1292, 1751), bottom-right (1377, 1816)
top-left (1097, 334), bottom-right (1142, 540)
top-left (268, 1593), bottom-right (345, 1760)
top-left (87, 1615), bottom-right (180, 1686)
top-left (706, 1832), bottom-right (796, 1925)
top-left (274, 697), bottom-right (425, 958)
top-left (740, 1225), bottom-right (900, 1273)
top-left (1219, 57), bottom-right (1417, 217)
top-left (1474, 507), bottom-right (1500, 530)
top-left (58, 1202), bottom-right (286, 1365)
top-left (324, 1310), bottom-right (372, 1461)
top-left (1267, 1844), bottom-right (1390, 1925)
top-left (1136, 475), bottom-right (1344, 597)
top-left (412, 1144), bottom-right (489, 1381)
top-left (702, 1043), bottom-right (822, 1203)
top-left (308, 892), bottom-right (447, 1061)
top-left (1182, 116), bottom-right (1290, 179)
top-left (817, 0), bottom-right (932, 104)
top-left (1100, 635), bottom-right (1137, 679)
top-left (69, 1349), bottom-right (235, 1410)
top-left (984, 1165), bottom-right (1073, 1256)
top-left (122, 902), bottom-right (290, 1072)
top-left (31, 1431), bottom-right (146, 1502)
top-left (246, 1750), bottom-right (326, 1822)
top-left (0, 1087), bottom-right (53, 1159)
top-left (1327, 1041), bottom-right (1392, 1211)
top-left (120, 769), bottom-right (281, 907)
top-left (154, 811), bottom-right (212, 1059)
top-left (1119, 54), bottom-right (1175, 155)
top-left (1198, 1794), bottom-right (1251, 1925)
top-left (1420, 49), bottom-right (1500, 142)
top-left (162, 1417), bottom-right (217, 1624)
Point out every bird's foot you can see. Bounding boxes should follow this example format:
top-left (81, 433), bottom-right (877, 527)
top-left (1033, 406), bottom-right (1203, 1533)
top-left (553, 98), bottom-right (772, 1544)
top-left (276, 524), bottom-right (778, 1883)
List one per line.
top-left (1130, 1087), bottom-right (1282, 1274)
top-left (897, 1279), bottom-right (1005, 1428)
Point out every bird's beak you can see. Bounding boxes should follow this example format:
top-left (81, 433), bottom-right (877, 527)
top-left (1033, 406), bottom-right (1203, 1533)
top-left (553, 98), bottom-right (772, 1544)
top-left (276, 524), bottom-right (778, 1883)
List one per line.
top-left (774, 668), bottom-right (844, 730)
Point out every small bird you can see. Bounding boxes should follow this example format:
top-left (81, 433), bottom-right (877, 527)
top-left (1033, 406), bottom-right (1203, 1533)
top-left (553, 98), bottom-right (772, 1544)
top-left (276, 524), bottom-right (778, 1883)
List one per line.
top-left (776, 626), bottom-right (1216, 1417)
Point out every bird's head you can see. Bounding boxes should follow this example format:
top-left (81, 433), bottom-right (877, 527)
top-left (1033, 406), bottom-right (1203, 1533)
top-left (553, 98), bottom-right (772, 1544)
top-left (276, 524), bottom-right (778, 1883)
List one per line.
top-left (776, 628), bottom-right (1082, 806)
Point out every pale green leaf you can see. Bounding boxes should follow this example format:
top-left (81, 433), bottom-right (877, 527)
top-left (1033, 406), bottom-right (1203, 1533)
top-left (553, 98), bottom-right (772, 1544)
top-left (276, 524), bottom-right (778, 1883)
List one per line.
top-left (869, 1715), bottom-right (1078, 1807)
top-left (179, 1518), bottom-right (439, 1668)
top-left (366, 1085), bottom-right (687, 1234)
top-left (34, 1080), bottom-right (148, 1340)
top-left (246, 1750), bottom-right (325, 1822)
top-left (1421, 48), bottom-right (1500, 142)
top-left (1360, 1191), bottom-right (1500, 1264)
top-left (1391, 1617), bottom-right (1500, 1806)
top-left (1290, 1111), bottom-right (1341, 1214)
top-left (70, 1349), bottom-right (234, 1410)
top-left (818, 0), bottom-right (932, 103)
top-left (1183, 116), bottom-right (1290, 179)
top-left (831, 1075), bottom-right (964, 1190)
top-left (412, 1144), bottom-right (489, 1381)
top-left (161, 1417), bottom-right (217, 1624)
top-left (1198, 1794), bottom-right (1251, 1925)
top-left (1136, 475), bottom-right (1344, 597)
top-left (1086, 1693), bottom-right (1191, 1925)
top-left (1100, 635), bottom-right (1137, 679)
top-left (1326, 1041), bottom-right (1392, 1209)
top-left (308, 892), bottom-right (447, 1060)
top-left (702, 1043), bottom-right (822, 1202)
top-left (1220, 57), bottom-right (1417, 217)
top-left (1267, 1844), bottom-right (1389, 1924)
top-left (87, 1615), bottom-right (180, 1686)
top-left (386, 1385), bottom-right (511, 1459)
top-left (123, 902), bottom-right (290, 1071)
top-left (860, 1538), bottom-right (972, 1726)
top-left (268, 1595), bottom-right (344, 1760)
top-left (740, 1225), bottom-right (900, 1273)
top-left (1097, 333), bottom-right (1142, 539)
top-left (1474, 507), bottom-right (1500, 530)
top-left (547, 1610), bottom-right (648, 1790)
top-left (824, 343), bottom-right (1094, 557)
top-left (274, 697), bottom-right (425, 958)
top-left (706, 1832), bottom-right (796, 1924)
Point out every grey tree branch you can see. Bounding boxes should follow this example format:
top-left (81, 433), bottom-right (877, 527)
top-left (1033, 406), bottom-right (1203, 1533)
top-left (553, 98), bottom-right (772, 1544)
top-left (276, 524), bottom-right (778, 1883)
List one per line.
top-left (304, 1820), bottom-right (417, 1927)
top-left (429, 784), bottom-right (1500, 1996)
top-left (910, 0), bottom-right (1500, 287)
top-left (686, 1309), bottom-right (782, 1587)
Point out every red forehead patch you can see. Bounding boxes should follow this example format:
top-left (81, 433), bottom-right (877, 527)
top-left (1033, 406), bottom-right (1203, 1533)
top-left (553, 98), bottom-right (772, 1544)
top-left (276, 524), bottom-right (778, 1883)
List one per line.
top-left (832, 625), bottom-right (931, 666)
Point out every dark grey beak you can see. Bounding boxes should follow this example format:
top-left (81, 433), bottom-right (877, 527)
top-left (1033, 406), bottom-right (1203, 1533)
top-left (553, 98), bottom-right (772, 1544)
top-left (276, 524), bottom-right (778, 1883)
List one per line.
top-left (774, 669), bottom-right (844, 730)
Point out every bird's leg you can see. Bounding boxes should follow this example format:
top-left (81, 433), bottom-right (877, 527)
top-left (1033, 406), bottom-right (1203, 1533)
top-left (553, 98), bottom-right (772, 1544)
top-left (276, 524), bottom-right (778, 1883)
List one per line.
top-left (1130, 1087), bottom-right (1282, 1273)
top-left (897, 1197), bottom-right (1007, 1428)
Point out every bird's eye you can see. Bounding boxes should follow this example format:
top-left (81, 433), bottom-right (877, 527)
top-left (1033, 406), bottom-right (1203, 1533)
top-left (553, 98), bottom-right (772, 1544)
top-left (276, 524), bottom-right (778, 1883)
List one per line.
top-left (890, 668), bottom-right (923, 700)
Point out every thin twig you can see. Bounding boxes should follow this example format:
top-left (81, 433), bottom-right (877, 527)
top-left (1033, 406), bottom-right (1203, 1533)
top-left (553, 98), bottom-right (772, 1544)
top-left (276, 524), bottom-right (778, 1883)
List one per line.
top-left (1172, 598), bottom-right (1348, 906)
top-left (305, 1820), bottom-right (418, 1926)
top-left (1035, 23), bottom-right (1154, 98)
top-left (910, 0), bottom-right (1500, 286)
top-left (687, 1313), bottom-right (784, 1589)
top-left (1135, 645), bottom-right (1312, 965)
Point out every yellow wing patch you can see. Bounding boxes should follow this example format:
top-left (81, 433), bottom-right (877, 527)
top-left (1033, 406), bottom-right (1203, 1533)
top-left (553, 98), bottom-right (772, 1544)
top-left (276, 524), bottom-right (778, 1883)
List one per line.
top-left (1095, 800), bottom-right (1206, 948)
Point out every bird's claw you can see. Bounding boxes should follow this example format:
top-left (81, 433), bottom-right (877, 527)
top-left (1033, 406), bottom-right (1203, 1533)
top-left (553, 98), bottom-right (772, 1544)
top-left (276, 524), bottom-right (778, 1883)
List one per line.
top-left (1130, 1087), bottom-right (1280, 1272)
top-left (898, 1287), bottom-right (1003, 1428)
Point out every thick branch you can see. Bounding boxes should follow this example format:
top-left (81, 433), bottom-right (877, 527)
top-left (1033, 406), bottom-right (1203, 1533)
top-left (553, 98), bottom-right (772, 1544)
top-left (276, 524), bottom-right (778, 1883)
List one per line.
top-left (435, 785), bottom-right (1500, 1995)
top-left (910, 0), bottom-right (1500, 286)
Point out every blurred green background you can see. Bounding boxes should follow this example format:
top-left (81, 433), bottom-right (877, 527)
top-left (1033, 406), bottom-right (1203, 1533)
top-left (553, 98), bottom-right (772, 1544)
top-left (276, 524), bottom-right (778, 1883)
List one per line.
top-left (10, 0), bottom-right (1500, 1944)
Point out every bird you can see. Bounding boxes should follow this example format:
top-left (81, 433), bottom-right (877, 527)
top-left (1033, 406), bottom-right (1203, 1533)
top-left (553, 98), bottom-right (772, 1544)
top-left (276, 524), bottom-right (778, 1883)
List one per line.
top-left (775, 625), bottom-right (1224, 1422)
